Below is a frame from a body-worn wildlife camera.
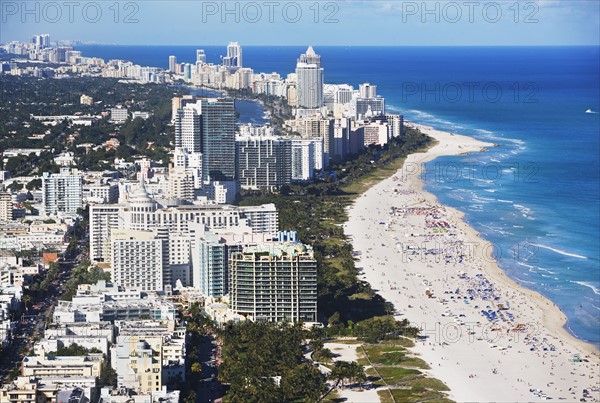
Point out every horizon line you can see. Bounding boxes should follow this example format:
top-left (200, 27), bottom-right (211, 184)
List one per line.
top-left (67, 44), bottom-right (600, 47)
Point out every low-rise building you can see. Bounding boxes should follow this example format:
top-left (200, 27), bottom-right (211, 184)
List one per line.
top-left (0, 377), bottom-right (58, 403)
top-left (111, 321), bottom-right (185, 393)
top-left (21, 354), bottom-right (103, 379)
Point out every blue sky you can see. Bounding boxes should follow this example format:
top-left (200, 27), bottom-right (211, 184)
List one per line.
top-left (1, 0), bottom-right (599, 45)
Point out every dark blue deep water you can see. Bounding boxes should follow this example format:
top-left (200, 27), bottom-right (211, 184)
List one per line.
top-left (77, 45), bottom-right (600, 346)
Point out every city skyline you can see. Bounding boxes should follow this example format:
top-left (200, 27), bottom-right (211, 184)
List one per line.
top-left (0, 3), bottom-right (599, 401)
top-left (1, 1), bottom-right (599, 46)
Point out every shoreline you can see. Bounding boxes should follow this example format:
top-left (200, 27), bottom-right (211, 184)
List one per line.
top-left (345, 122), bottom-right (599, 402)
top-left (405, 122), bottom-right (598, 355)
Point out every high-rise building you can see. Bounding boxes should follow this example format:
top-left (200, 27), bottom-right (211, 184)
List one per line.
top-left (289, 138), bottom-right (318, 182)
top-left (331, 117), bottom-right (352, 161)
top-left (174, 102), bottom-right (202, 153)
top-left (175, 98), bottom-right (236, 182)
top-left (168, 55), bottom-right (177, 73)
top-left (31, 34), bottom-right (49, 49)
top-left (192, 231), bottom-right (228, 297)
top-left (89, 183), bottom-right (278, 269)
top-left (167, 167), bottom-right (195, 200)
top-left (171, 95), bottom-right (197, 122)
top-left (42, 168), bottom-right (83, 215)
top-left (286, 114), bottom-right (331, 167)
top-left (89, 204), bottom-right (121, 262)
top-left (384, 113), bottom-right (404, 137)
top-left (236, 135), bottom-right (292, 190)
top-left (111, 229), bottom-right (164, 292)
top-left (295, 46), bottom-right (324, 109)
top-left (230, 242), bottom-right (318, 322)
top-left (200, 99), bottom-right (236, 182)
top-left (222, 42), bottom-right (242, 69)
top-left (183, 63), bottom-right (192, 81)
top-left (356, 97), bottom-right (385, 119)
top-left (0, 192), bottom-right (13, 221)
top-left (359, 82), bottom-right (377, 99)
top-left (196, 49), bottom-right (206, 64)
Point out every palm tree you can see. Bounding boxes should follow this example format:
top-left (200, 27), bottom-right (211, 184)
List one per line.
top-left (309, 338), bottom-right (324, 353)
top-left (22, 294), bottom-right (32, 308)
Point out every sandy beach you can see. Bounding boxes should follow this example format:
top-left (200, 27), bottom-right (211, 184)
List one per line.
top-left (345, 123), bottom-right (600, 402)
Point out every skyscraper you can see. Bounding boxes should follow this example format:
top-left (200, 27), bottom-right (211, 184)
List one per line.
top-left (222, 42), bottom-right (242, 69)
top-left (42, 168), bottom-right (82, 215)
top-left (359, 82), bottom-right (377, 98)
top-left (230, 242), bottom-right (318, 322)
top-left (356, 82), bottom-right (385, 119)
top-left (174, 102), bottom-right (202, 153)
top-left (295, 46), bottom-right (324, 109)
top-left (183, 63), bottom-right (192, 81)
top-left (0, 192), bottom-right (13, 221)
top-left (169, 55), bottom-right (177, 73)
top-left (236, 135), bottom-right (292, 190)
top-left (111, 229), bottom-right (164, 292)
top-left (196, 49), bottom-right (206, 64)
top-left (201, 99), bottom-right (236, 182)
top-left (31, 34), bottom-right (49, 49)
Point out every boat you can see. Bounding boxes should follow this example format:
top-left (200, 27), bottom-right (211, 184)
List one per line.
top-left (585, 109), bottom-right (594, 113)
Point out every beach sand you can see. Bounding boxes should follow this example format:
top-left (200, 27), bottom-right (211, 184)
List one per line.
top-left (345, 123), bottom-right (600, 402)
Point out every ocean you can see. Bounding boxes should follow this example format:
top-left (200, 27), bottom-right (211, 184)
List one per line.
top-left (76, 45), bottom-right (600, 346)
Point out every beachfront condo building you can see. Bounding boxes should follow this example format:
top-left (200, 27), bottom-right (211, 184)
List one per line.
top-left (230, 242), bottom-right (318, 322)
top-left (236, 135), bottom-right (292, 190)
top-left (290, 138), bottom-right (317, 182)
top-left (295, 46), bottom-right (324, 109)
top-left (196, 49), bottom-right (206, 64)
top-left (223, 42), bottom-right (242, 69)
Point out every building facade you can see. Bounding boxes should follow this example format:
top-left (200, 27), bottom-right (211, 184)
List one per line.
top-left (230, 243), bottom-right (317, 322)
top-left (42, 168), bottom-right (82, 215)
top-left (295, 46), bottom-right (324, 109)
top-left (236, 135), bottom-right (292, 190)
top-left (200, 99), bottom-right (236, 182)
top-left (111, 230), bottom-right (164, 292)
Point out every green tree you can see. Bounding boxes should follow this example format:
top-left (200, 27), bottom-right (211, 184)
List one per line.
top-left (98, 362), bottom-right (117, 387)
top-left (6, 181), bottom-right (23, 192)
top-left (26, 178), bottom-right (42, 190)
top-left (183, 390), bottom-right (197, 403)
top-left (191, 362), bottom-right (202, 374)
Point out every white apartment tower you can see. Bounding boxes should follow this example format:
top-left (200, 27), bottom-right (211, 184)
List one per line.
top-left (42, 167), bottom-right (83, 215)
top-left (295, 46), bottom-right (324, 109)
top-left (174, 101), bottom-right (202, 154)
top-left (359, 82), bottom-right (377, 98)
top-left (89, 204), bottom-right (121, 262)
top-left (223, 42), bottom-right (242, 69)
top-left (111, 229), bottom-right (164, 292)
top-left (290, 139), bottom-right (316, 182)
top-left (0, 192), bottom-right (12, 221)
top-left (168, 167), bottom-right (195, 200)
